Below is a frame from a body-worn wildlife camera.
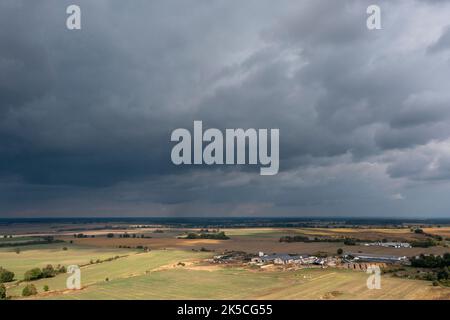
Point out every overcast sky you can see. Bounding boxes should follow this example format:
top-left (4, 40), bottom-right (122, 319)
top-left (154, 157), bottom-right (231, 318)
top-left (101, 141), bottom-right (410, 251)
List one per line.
top-left (1, 0), bottom-right (450, 218)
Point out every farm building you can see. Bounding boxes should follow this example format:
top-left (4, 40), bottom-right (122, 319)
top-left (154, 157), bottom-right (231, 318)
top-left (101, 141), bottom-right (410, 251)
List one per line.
top-left (251, 253), bottom-right (316, 265)
top-left (364, 242), bottom-right (411, 248)
top-left (344, 253), bottom-right (408, 263)
top-left (251, 254), bottom-right (290, 264)
top-left (213, 251), bottom-right (253, 264)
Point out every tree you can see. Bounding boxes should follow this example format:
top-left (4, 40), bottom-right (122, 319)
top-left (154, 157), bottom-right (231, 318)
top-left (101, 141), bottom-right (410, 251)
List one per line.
top-left (24, 268), bottom-right (43, 281)
top-left (438, 267), bottom-right (450, 280)
top-left (343, 238), bottom-right (356, 246)
top-left (43, 285), bottom-right (49, 292)
top-left (22, 284), bottom-right (37, 297)
top-left (42, 265), bottom-right (56, 278)
top-left (411, 239), bottom-right (436, 248)
top-left (337, 248), bottom-right (343, 255)
top-left (0, 267), bottom-right (15, 283)
top-left (279, 235), bottom-right (309, 243)
top-left (0, 284), bottom-right (6, 300)
top-left (43, 236), bottom-right (54, 242)
top-left (57, 265), bottom-right (67, 273)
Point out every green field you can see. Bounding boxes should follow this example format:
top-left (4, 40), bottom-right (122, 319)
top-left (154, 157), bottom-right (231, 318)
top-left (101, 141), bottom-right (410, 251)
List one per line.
top-left (0, 243), bottom-right (138, 280)
top-left (2, 233), bottom-right (450, 300)
top-left (46, 267), bottom-right (450, 300)
top-left (2, 247), bottom-right (212, 298)
top-left (3, 245), bottom-right (447, 300)
top-left (0, 236), bottom-right (38, 244)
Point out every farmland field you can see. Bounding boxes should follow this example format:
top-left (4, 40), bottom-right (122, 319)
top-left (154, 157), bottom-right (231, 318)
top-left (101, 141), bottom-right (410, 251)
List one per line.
top-left (65, 227), bottom-right (450, 257)
top-left (44, 265), bottom-right (450, 300)
top-left (225, 227), bottom-right (428, 241)
top-left (3, 248), bottom-right (212, 298)
top-left (424, 227), bottom-right (450, 238)
top-left (0, 243), bottom-right (138, 279)
top-left (1, 221), bottom-right (450, 300)
top-left (3, 244), bottom-right (450, 300)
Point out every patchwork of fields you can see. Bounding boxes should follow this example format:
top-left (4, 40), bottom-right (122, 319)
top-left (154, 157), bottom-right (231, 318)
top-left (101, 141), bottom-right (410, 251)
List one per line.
top-left (29, 268), bottom-right (450, 300)
top-left (1, 244), bottom-right (449, 300)
top-left (44, 262), bottom-right (450, 300)
top-left (66, 227), bottom-right (450, 256)
top-left (1, 225), bottom-right (450, 300)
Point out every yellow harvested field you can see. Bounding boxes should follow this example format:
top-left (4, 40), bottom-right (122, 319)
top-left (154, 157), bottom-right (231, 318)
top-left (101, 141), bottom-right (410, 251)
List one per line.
top-left (3, 224), bottom-right (450, 300)
top-left (424, 227), bottom-right (450, 238)
top-left (64, 227), bottom-right (449, 257)
top-left (42, 267), bottom-right (450, 300)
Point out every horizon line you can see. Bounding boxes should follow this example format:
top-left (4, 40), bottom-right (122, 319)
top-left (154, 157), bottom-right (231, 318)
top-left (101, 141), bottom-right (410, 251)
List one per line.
top-left (0, 216), bottom-right (449, 220)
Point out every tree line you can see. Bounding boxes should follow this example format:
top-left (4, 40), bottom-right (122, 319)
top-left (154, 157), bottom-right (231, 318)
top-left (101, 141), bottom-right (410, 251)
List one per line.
top-left (186, 231), bottom-right (230, 240)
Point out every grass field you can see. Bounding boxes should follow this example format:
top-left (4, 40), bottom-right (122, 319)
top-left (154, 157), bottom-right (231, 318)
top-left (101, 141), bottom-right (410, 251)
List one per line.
top-left (4, 248), bottom-right (212, 298)
top-left (3, 244), bottom-right (447, 300)
top-left (43, 267), bottom-right (450, 300)
top-left (0, 236), bottom-right (38, 244)
top-left (2, 224), bottom-right (450, 300)
top-left (0, 243), bottom-right (139, 280)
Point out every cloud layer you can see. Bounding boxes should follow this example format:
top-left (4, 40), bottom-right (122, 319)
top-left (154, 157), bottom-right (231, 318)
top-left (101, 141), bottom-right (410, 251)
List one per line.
top-left (1, 0), bottom-right (450, 217)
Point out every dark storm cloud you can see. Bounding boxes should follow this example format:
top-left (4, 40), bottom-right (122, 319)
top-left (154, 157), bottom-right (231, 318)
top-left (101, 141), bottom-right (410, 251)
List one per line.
top-left (0, 0), bottom-right (222, 186)
top-left (428, 25), bottom-right (450, 53)
top-left (2, 0), bottom-right (450, 217)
